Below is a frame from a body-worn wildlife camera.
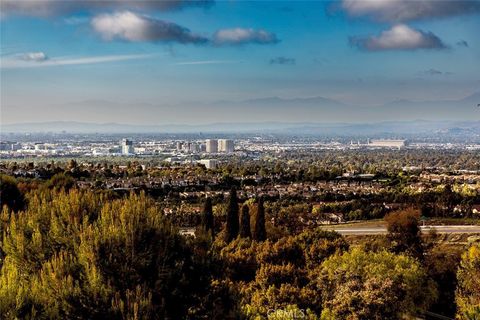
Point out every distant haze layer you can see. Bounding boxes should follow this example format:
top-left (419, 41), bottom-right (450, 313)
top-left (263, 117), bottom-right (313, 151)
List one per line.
top-left (2, 91), bottom-right (479, 126)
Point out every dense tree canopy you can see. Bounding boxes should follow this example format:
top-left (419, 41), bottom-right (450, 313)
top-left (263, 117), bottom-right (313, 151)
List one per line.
top-left (317, 248), bottom-right (437, 319)
top-left (456, 243), bottom-right (480, 319)
top-left (0, 190), bottom-right (213, 319)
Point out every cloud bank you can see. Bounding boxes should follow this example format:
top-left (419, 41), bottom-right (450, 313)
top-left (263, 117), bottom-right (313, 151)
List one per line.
top-left (350, 24), bottom-right (446, 51)
top-left (91, 11), bottom-right (208, 44)
top-left (341, 0), bottom-right (480, 22)
top-left (213, 28), bottom-right (279, 45)
top-left (91, 12), bottom-right (279, 46)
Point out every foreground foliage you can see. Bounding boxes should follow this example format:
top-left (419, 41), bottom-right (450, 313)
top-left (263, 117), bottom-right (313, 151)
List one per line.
top-left (0, 185), bottom-right (477, 319)
top-left (456, 243), bottom-right (480, 319)
top-left (0, 190), bottom-right (210, 319)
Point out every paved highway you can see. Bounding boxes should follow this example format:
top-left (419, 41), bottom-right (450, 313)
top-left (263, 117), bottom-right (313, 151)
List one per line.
top-left (322, 225), bottom-right (480, 235)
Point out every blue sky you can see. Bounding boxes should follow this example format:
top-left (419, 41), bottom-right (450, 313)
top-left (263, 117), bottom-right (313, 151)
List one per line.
top-left (1, 0), bottom-right (479, 124)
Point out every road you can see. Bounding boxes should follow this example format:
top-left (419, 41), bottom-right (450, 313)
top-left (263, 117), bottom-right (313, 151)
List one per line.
top-left (321, 225), bottom-right (480, 235)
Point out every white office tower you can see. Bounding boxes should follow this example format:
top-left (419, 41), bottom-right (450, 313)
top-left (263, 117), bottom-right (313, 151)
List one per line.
top-left (218, 139), bottom-right (234, 153)
top-left (205, 139), bottom-right (218, 153)
top-left (121, 139), bottom-right (134, 154)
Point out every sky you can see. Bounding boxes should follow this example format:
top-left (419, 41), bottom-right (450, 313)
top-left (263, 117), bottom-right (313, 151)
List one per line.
top-left (1, 0), bottom-right (479, 125)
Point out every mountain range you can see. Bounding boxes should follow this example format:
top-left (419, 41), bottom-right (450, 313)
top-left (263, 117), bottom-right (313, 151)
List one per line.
top-left (2, 91), bottom-right (479, 132)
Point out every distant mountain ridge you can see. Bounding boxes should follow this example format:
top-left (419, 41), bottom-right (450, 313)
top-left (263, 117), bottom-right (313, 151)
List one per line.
top-left (2, 120), bottom-right (479, 135)
top-left (2, 91), bottom-right (479, 127)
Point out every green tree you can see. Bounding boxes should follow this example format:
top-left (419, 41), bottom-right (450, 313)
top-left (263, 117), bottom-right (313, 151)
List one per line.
top-left (316, 248), bottom-right (436, 320)
top-left (240, 204), bottom-right (251, 238)
top-left (456, 243), bottom-right (480, 319)
top-left (253, 197), bottom-right (266, 241)
top-left (0, 190), bottom-right (215, 320)
top-left (45, 173), bottom-right (76, 191)
top-left (202, 197), bottom-right (215, 238)
top-left (224, 187), bottom-right (239, 242)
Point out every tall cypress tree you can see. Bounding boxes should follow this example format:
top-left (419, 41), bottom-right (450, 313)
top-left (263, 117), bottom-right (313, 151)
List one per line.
top-left (239, 204), bottom-right (251, 238)
top-left (253, 197), bottom-right (266, 241)
top-left (225, 187), bottom-right (239, 242)
top-left (202, 197), bottom-right (214, 238)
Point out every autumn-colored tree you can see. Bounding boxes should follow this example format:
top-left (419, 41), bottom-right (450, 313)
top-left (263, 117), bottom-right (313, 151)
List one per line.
top-left (253, 197), bottom-right (266, 241)
top-left (316, 248), bottom-right (436, 319)
top-left (240, 204), bottom-right (251, 238)
top-left (456, 243), bottom-right (480, 319)
top-left (224, 187), bottom-right (239, 242)
top-left (385, 208), bottom-right (423, 259)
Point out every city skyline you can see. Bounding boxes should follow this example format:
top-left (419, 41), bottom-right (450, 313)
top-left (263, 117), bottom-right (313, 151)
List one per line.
top-left (1, 0), bottom-right (480, 125)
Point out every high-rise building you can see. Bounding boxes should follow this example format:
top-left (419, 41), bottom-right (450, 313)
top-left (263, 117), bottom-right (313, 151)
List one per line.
top-left (205, 139), bottom-right (218, 153)
top-left (176, 142), bottom-right (183, 152)
top-left (189, 142), bottom-right (200, 153)
top-left (121, 139), bottom-right (134, 155)
top-left (218, 139), bottom-right (234, 153)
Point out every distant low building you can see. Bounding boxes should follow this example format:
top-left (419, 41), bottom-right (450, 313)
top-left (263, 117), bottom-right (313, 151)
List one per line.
top-left (199, 159), bottom-right (218, 169)
top-left (368, 139), bottom-right (406, 149)
top-left (0, 141), bottom-right (21, 151)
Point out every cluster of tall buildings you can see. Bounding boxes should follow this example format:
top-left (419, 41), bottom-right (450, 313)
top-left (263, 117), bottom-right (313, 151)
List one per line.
top-left (121, 138), bottom-right (235, 156)
top-left (206, 139), bottom-right (234, 153)
top-left (177, 142), bottom-right (202, 153)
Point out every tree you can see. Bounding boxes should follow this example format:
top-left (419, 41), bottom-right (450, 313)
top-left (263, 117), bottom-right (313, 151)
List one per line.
top-left (45, 173), bottom-right (75, 191)
top-left (424, 245), bottom-right (461, 318)
top-left (224, 187), bottom-right (239, 242)
top-left (456, 243), bottom-right (480, 319)
top-left (0, 190), bottom-right (215, 319)
top-left (239, 204), bottom-right (251, 238)
top-left (253, 197), bottom-right (266, 241)
top-left (0, 175), bottom-right (25, 212)
top-left (316, 248), bottom-right (436, 319)
top-left (202, 197), bottom-right (215, 238)
top-left (385, 208), bottom-right (423, 260)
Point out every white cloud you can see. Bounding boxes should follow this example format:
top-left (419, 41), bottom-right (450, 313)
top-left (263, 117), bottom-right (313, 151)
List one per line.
top-left (1, 53), bottom-right (152, 69)
top-left (19, 52), bottom-right (48, 62)
top-left (350, 24), bottom-right (446, 51)
top-left (213, 28), bottom-right (279, 45)
top-left (341, 0), bottom-right (480, 22)
top-left (91, 11), bottom-right (208, 44)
